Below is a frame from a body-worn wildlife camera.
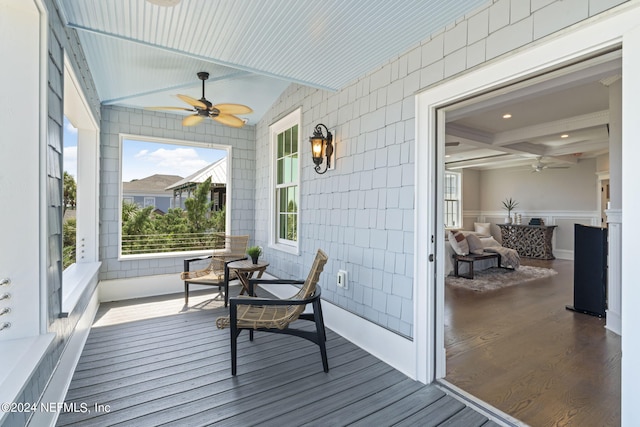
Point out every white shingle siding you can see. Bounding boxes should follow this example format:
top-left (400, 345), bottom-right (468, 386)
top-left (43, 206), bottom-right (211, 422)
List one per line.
top-left (251, 0), bottom-right (628, 338)
top-left (98, 106), bottom-right (256, 280)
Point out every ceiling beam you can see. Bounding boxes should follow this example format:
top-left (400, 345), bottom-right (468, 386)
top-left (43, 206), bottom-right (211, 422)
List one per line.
top-left (492, 110), bottom-right (609, 146)
top-left (101, 71), bottom-right (250, 105)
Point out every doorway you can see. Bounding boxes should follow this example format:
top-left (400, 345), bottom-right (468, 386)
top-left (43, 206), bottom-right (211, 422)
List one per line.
top-left (414, 8), bottom-right (640, 424)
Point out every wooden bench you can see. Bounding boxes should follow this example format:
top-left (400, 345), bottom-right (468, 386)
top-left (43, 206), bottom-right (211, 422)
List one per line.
top-left (453, 252), bottom-right (501, 279)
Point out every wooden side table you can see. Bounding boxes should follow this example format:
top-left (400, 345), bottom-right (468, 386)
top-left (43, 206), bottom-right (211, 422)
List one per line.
top-left (227, 259), bottom-right (269, 296)
top-left (497, 224), bottom-right (557, 259)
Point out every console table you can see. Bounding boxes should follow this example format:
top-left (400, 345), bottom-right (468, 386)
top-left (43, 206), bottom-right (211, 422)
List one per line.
top-left (497, 224), bottom-right (557, 259)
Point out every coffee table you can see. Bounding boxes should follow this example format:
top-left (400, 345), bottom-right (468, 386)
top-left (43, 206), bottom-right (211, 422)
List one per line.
top-left (227, 259), bottom-right (269, 296)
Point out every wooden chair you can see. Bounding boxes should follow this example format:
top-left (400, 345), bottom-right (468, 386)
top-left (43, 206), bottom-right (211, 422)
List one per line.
top-left (216, 249), bottom-right (329, 375)
top-left (180, 234), bottom-right (249, 307)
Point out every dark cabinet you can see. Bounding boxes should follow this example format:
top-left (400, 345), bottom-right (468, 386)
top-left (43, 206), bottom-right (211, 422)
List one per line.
top-left (567, 224), bottom-right (607, 317)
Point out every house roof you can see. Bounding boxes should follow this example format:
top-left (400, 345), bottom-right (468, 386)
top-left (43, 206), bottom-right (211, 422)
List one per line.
top-left (166, 157), bottom-right (227, 191)
top-left (123, 174), bottom-right (183, 195)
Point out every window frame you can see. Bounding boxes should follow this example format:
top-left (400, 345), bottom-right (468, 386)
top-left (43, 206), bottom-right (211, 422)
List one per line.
top-left (269, 109), bottom-right (301, 254)
top-left (118, 134), bottom-right (232, 260)
top-left (61, 54), bottom-right (101, 315)
top-left (444, 170), bottom-right (462, 229)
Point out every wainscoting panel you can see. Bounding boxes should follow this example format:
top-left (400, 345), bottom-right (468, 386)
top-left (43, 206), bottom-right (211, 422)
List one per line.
top-left (463, 211), bottom-right (599, 260)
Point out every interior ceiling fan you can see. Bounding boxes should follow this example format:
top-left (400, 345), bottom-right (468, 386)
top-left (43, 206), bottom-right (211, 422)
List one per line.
top-left (531, 156), bottom-right (570, 173)
top-left (146, 72), bottom-right (253, 128)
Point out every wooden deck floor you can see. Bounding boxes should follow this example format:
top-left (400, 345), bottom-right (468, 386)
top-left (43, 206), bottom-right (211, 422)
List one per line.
top-left (57, 287), bottom-right (505, 427)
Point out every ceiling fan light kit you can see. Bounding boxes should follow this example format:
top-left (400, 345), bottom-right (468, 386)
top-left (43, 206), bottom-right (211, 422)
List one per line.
top-left (530, 156), bottom-right (570, 173)
top-left (146, 72), bottom-right (252, 128)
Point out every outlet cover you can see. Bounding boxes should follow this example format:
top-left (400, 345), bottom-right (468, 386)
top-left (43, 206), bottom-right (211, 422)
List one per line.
top-left (337, 270), bottom-right (348, 289)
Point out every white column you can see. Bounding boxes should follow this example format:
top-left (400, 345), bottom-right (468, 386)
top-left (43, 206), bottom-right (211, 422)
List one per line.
top-left (622, 23), bottom-right (640, 427)
top-left (605, 77), bottom-right (622, 335)
top-left (605, 209), bottom-right (621, 335)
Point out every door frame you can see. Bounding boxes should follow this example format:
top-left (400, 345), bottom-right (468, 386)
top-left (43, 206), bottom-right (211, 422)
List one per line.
top-left (414, 2), bottom-right (640, 384)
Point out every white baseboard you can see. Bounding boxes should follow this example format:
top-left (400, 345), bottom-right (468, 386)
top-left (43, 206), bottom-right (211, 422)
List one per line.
top-left (99, 273), bottom-right (211, 302)
top-left (606, 310), bottom-right (621, 336)
top-left (553, 249), bottom-right (574, 260)
top-left (29, 285), bottom-right (100, 427)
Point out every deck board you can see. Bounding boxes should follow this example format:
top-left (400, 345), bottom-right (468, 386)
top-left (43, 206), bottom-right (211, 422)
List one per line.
top-left (57, 289), bottom-right (508, 427)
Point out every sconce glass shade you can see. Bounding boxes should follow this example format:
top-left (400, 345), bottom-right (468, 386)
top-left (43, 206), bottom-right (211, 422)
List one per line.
top-left (310, 135), bottom-right (325, 165)
top-left (309, 124), bottom-right (333, 174)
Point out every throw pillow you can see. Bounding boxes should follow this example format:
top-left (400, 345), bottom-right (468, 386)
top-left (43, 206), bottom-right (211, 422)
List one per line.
top-left (465, 233), bottom-right (484, 255)
top-left (474, 222), bottom-right (491, 237)
top-left (448, 230), bottom-right (469, 256)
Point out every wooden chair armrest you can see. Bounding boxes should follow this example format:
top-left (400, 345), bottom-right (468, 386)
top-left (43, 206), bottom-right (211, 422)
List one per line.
top-left (183, 255), bottom-right (213, 273)
top-left (184, 255), bottom-right (213, 263)
top-left (219, 255), bottom-right (248, 264)
top-left (247, 279), bottom-right (305, 297)
top-left (247, 279), bottom-right (305, 285)
top-left (229, 287), bottom-right (322, 308)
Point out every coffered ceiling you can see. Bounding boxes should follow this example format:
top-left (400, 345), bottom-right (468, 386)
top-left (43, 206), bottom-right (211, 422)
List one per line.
top-left (445, 51), bottom-right (621, 171)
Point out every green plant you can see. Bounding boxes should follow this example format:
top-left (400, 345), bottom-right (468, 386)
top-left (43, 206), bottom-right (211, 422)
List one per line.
top-left (502, 197), bottom-right (519, 216)
top-left (246, 245), bottom-right (262, 258)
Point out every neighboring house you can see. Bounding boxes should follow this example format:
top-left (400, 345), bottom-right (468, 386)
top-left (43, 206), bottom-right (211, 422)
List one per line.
top-left (4, 1), bottom-right (640, 427)
top-left (122, 174), bottom-right (183, 213)
top-left (165, 157), bottom-right (227, 211)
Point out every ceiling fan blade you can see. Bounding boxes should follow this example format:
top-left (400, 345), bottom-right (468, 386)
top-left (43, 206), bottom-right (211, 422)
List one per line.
top-left (213, 103), bottom-right (253, 115)
top-left (182, 114), bottom-right (204, 127)
top-left (213, 114), bottom-right (246, 128)
top-left (177, 94), bottom-right (208, 109)
top-left (145, 106), bottom-right (194, 112)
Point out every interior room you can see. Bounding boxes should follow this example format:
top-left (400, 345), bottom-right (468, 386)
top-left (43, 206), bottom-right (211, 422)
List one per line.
top-left (4, 1), bottom-right (640, 426)
top-left (441, 51), bottom-right (621, 425)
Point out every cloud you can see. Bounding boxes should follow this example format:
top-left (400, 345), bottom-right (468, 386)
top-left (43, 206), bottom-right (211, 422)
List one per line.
top-left (63, 146), bottom-right (78, 178)
top-left (65, 121), bottom-right (78, 134)
top-left (124, 147), bottom-right (212, 181)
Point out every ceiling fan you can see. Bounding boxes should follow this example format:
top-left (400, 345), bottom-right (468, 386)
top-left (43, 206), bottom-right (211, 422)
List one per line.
top-left (531, 156), bottom-right (570, 173)
top-left (146, 72), bottom-right (253, 128)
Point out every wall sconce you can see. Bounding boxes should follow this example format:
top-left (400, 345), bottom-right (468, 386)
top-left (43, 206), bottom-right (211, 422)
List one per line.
top-left (309, 124), bottom-right (334, 174)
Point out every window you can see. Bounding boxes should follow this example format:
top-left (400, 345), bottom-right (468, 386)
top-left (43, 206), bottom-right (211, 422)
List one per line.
top-left (270, 109), bottom-right (301, 252)
top-left (63, 117), bottom-right (78, 269)
top-left (444, 171), bottom-right (461, 228)
top-left (61, 55), bottom-right (101, 314)
top-left (119, 136), bottom-right (230, 257)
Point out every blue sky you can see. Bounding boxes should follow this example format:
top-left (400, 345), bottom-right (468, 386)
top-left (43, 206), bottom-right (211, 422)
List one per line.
top-left (63, 116), bottom-right (226, 182)
top-left (63, 117), bottom-right (78, 178)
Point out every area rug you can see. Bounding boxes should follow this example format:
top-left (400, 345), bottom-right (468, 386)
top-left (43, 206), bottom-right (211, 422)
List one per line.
top-left (446, 266), bottom-right (558, 292)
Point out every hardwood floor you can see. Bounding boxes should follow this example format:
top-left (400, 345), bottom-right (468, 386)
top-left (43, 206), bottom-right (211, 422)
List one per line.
top-left (445, 259), bottom-right (621, 427)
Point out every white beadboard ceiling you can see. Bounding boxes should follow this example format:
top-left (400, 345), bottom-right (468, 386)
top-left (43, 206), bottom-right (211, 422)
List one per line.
top-left (56, 0), bottom-right (488, 124)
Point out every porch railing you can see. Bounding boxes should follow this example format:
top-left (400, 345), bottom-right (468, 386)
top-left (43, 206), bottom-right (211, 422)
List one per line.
top-left (121, 232), bottom-right (226, 255)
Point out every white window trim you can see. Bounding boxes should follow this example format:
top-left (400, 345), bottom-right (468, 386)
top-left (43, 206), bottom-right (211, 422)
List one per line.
top-left (444, 171), bottom-right (462, 229)
top-left (118, 134), bottom-right (232, 259)
top-left (61, 53), bottom-right (101, 315)
top-left (269, 108), bottom-right (301, 255)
